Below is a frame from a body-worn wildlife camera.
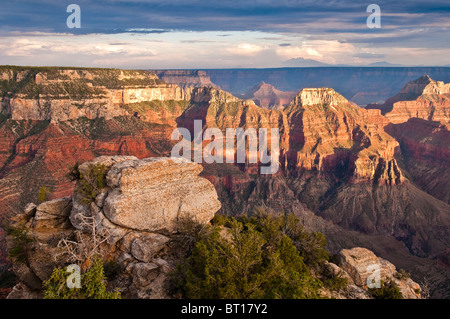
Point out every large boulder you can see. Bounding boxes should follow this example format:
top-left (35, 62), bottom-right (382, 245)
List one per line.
top-left (337, 247), bottom-right (421, 298)
top-left (102, 157), bottom-right (221, 232)
top-left (33, 197), bottom-right (72, 229)
top-left (70, 156), bottom-right (221, 233)
top-left (338, 247), bottom-right (391, 287)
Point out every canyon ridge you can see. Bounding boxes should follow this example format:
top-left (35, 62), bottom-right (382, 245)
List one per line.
top-left (0, 66), bottom-right (449, 298)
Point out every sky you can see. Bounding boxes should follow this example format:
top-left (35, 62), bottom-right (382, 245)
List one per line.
top-left (0, 0), bottom-right (449, 69)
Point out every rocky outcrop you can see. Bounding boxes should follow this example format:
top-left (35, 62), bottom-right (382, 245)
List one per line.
top-left (70, 156), bottom-right (221, 233)
top-left (284, 88), bottom-right (403, 184)
top-left (294, 88), bottom-right (350, 107)
top-left (243, 81), bottom-right (297, 110)
top-left (327, 247), bottom-right (422, 299)
top-left (317, 246), bottom-right (425, 299)
top-left (5, 156), bottom-right (221, 299)
top-left (368, 75), bottom-right (450, 123)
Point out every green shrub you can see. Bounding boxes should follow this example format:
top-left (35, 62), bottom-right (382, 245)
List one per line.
top-left (43, 257), bottom-right (121, 299)
top-left (67, 162), bottom-right (81, 181)
top-left (77, 163), bottom-right (106, 204)
top-left (38, 186), bottom-right (52, 203)
top-left (368, 280), bottom-right (403, 299)
top-left (211, 214), bottom-right (233, 227)
top-left (244, 208), bottom-right (329, 268)
top-left (169, 214), bottom-right (323, 299)
top-left (323, 272), bottom-right (349, 292)
top-left (4, 222), bottom-right (35, 263)
top-left (394, 268), bottom-right (411, 280)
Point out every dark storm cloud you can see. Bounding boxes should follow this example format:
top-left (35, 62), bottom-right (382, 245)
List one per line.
top-left (1, 0), bottom-right (448, 34)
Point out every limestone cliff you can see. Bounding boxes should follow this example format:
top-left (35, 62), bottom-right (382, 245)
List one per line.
top-left (284, 88), bottom-right (402, 183)
top-left (385, 118), bottom-right (450, 204)
top-left (0, 66), bottom-right (187, 122)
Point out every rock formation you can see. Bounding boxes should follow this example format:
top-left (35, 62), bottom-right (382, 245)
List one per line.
top-left (70, 156), bottom-right (221, 233)
top-left (327, 247), bottom-right (421, 299)
top-left (284, 88), bottom-right (402, 183)
top-left (385, 118), bottom-right (450, 204)
top-left (368, 75), bottom-right (450, 123)
top-left (0, 67), bottom-right (188, 122)
top-left (6, 156), bottom-right (221, 299)
top-left (243, 81), bottom-right (297, 110)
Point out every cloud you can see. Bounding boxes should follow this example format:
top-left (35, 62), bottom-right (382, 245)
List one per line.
top-left (353, 52), bottom-right (386, 59)
top-left (0, 1), bottom-right (449, 67)
top-left (0, 33), bottom-right (157, 59)
top-left (227, 43), bottom-right (266, 56)
top-left (277, 40), bottom-right (356, 64)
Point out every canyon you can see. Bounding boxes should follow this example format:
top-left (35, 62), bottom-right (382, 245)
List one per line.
top-left (153, 67), bottom-right (450, 106)
top-left (0, 66), bottom-right (449, 298)
top-left (5, 156), bottom-right (421, 299)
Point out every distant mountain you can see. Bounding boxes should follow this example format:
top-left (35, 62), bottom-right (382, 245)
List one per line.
top-left (368, 61), bottom-right (404, 67)
top-left (282, 57), bottom-right (330, 67)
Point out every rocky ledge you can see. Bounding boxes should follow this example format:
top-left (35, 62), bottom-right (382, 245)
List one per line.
top-left (6, 156), bottom-right (221, 299)
top-left (325, 247), bottom-right (421, 299)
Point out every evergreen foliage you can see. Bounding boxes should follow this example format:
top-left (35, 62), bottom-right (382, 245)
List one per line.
top-left (169, 210), bottom-right (324, 299)
top-left (43, 257), bottom-right (121, 299)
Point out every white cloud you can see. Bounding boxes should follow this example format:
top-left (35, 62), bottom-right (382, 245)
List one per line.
top-left (227, 43), bottom-right (266, 56)
top-left (276, 40), bottom-right (355, 64)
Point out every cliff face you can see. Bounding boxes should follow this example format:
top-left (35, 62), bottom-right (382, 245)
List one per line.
top-left (369, 75), bottom-right (450, 123)
top-left (385, 118), bottom-right (450, 204)
top-left (0, 67), bottom-right (190, 122)
top-left (284, 88), bottom-right (401, 183)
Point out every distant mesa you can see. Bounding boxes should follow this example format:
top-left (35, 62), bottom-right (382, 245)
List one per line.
top-left (151, 69), bottom-right (218, 89)
top-left (368, 61), bottom-right (404, 67)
